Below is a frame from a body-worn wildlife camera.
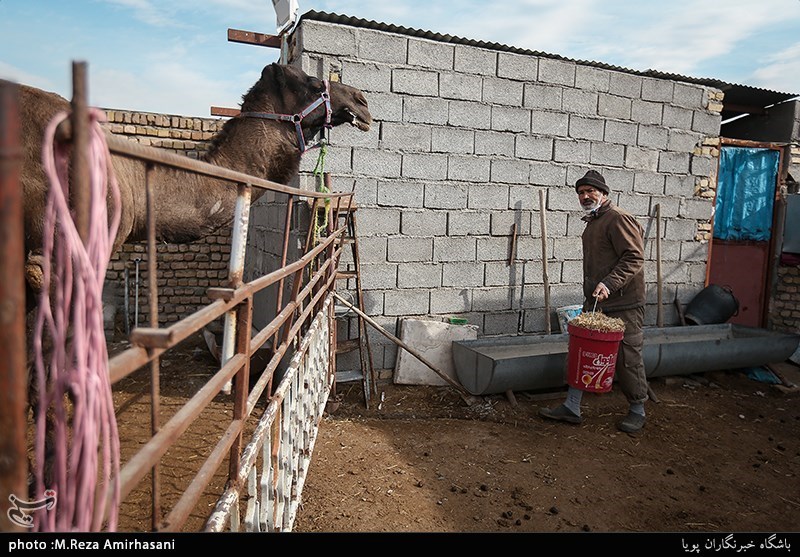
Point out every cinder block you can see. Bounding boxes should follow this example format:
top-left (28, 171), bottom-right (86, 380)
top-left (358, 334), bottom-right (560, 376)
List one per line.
top-left (604, 120), bottom-right (638, 145)
top-left (404, 96), bottom-right (450, 125)
top-left (380, 122), bottom-right (432, 151)
top-left (575, 65), bottom-right (610, 92)
top-left (590, 142), bottom-right (625, 167)
top-left (297, 20), bottom-right (358, 57)
top-left (563, 89), bottom-right (598, 116)
top-left (538, 58), bottom-right (576, 87)
top-left (498, 52), bottom-right (538, 81)
top-left (642, 77), bottom-right (674, 102)
top-left (401, 210), bottom-right (447, 236)
top-left (530, 110), bottom-right (569, 136)
top-left (430, 288), bottom-right (472, 314)
top-left (433, 237), bottom-right (477, 262)
top-left (523, 83), bottom-right (563, 110)
top-left (447, 210), bottom-right (490, 236)
top-left (568, 116), bottom-right (605, 141)
top-left (447, 155), bottom-right (491, 182)
top-left (432, 127), bottom-right (475, 154)
top-left (440, 72), bottom-right (482, 101)
top-left (598, 93), bottom-right (632, 120)
top-left (353, 148), bottom-right (402, 178)
top-left (476, 131), bottom-right (515, 156)
top-left (638, 125), bottom-right (669, 150)
top-left (553, 139), bottom-right (591, 164)
top-left (672, 83), bottom-right (706, 109)
top-left (454, 46), bottom-right (497, 76)
top-left (387, 236), bottom-right (433, 262)
top-left (442, 261), bottom-right (485, 287)
top-left (424, 183), bottom-right (469, 210)
top-left (491, 105), bottom-right (530, 133)
top-left (357, 29), bottom-right (407, 64)
top-left (483, 77), bottom-right (524, 106)
top-left (625, 147), bottom-right (659, 171)
top-left (408, 38), bottom-right (455, 70)
top-left (515, 135), bottom-right (553, 161)
top-left (488, 159), bottom-right (528, 185)
top-left (402, 153), bottom-right (449, 180)
top-left (397, 262), bottom-right (442, 288)
top-left (692, 111), bottom-right (721, 135)
top-left (392, 68), bottom-right (439, 96)
top-left (658, 151), bottom-right (691, 174)
top-left (471, 286), bottom-right (519, 311)
top-left (467, 184), bottom-right (510, 210)
top-left (631, 99), bottom-right (663, 125)
top-left (384, 289), bottom-right (430, 316)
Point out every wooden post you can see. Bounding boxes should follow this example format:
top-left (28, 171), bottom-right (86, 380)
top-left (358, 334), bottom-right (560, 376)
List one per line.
top-left (539, 189), bottom-right (551, 334)
top-left (656, 204), bottom-right (663, 327)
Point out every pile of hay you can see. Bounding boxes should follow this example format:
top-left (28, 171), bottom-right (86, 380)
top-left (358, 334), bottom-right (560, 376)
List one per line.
top-left (569, 311), bottom-right (625, 333)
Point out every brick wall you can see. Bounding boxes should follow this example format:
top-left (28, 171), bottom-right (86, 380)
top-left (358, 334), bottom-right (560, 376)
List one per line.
top-left (287, 17), bottom-right (723, 372)
top-left (771, 265), bottom-right (800, 333)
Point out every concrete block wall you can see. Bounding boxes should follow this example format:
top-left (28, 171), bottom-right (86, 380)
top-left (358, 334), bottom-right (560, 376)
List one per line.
top-left (289, 17), bottom-right (723, 374)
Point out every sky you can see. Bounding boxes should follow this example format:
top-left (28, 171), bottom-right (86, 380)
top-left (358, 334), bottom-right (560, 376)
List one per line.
top-left (2, 0), bottom-right (800, 117)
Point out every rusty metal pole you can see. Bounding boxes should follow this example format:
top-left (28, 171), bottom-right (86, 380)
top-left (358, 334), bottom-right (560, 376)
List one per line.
top-left (70, 61), bottom-right (90, 244)
top-left (0, 79), bottom-right (28, 532)
top-left (144, 163), bottom-right (162, 530)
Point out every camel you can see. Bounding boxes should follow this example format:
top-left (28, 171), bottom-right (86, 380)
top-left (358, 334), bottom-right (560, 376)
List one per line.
top-left (19, 62), bottom-right (372, 301)
top-left (16, 63), bottom-right (372, 506)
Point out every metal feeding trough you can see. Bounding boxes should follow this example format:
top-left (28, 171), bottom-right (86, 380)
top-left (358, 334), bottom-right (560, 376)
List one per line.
top-left (452, 324), bottom-right (800, 396)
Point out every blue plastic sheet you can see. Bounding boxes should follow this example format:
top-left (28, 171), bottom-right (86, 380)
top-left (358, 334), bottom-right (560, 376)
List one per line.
top-left (714, 147), bottom-right (779, 241)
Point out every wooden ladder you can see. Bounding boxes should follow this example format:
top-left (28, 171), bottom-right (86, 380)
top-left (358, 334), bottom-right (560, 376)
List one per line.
top-left (333, 203), bottom-right (376, 408)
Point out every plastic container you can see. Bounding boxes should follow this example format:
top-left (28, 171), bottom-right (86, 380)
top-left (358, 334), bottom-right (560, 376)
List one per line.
top-left (684, 284), bottom-right (739, 325)
top-left (556, 304), bottom-right (583, 333)
top-left (567, 322), bottom-right (624, 393)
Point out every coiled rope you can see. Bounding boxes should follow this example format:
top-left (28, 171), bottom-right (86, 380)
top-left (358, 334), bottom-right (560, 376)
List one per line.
top-left (32, 108), bottom-right (121, 531)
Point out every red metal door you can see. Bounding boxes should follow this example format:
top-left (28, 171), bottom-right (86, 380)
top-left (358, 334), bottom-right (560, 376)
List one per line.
top-left (706, 143), bottom-right (783, 328)
top-left (707, 241), bottom-right (768, 327)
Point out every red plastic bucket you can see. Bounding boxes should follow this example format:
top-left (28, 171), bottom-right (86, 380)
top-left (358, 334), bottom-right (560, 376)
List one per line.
top-left (567, 322), bottom-right (624, 393)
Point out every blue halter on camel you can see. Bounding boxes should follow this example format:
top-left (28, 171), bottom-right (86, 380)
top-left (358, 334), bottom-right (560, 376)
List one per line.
top-left (238, 80), bottom-right (332, 153)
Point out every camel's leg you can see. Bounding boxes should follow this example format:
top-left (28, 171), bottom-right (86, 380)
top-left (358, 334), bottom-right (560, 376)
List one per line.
top-left (23, 250), bottom-right (57, 496)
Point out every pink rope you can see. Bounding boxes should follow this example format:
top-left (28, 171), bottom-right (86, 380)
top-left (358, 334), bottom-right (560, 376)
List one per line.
top-left (32, 108), bottom-right (122, 531)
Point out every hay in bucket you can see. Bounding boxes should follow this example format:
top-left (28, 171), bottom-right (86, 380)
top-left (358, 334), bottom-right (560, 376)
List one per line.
top-left (569, 311), bottom-right (625, 333)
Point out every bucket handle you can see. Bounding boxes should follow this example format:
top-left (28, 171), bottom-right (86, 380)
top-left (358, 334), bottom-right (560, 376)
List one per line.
top-left (721, 284), bottom-right (740, 316)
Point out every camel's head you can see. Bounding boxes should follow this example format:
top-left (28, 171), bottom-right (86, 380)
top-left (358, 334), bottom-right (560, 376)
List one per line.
top-left (243, 63), bottom-right (372, 147)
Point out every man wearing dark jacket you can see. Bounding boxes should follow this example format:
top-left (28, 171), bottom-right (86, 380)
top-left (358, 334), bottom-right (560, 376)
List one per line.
top-left (539, 170), bottom-right (649, 433)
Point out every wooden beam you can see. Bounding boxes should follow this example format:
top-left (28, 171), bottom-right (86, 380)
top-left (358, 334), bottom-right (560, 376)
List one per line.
top-left (227, 28), bottom-right (281, 48)
top-left (210, 106), bottom-right (240, 117)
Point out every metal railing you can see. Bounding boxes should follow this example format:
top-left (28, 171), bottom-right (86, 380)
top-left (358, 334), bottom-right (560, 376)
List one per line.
top-left (1, 67), bottom-right (351, 532)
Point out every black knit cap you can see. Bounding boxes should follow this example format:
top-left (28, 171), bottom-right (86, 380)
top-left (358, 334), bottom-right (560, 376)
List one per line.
top-left (575, 170), bottom-right (609, 195)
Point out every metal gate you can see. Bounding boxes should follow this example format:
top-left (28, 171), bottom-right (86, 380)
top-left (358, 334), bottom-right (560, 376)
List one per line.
top-left (1, 70), bottom-right (351, 532)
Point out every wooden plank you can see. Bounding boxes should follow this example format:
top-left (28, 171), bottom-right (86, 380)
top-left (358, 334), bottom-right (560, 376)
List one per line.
top-left (227, 28), bottom-right (282, 48)
top-left (210, 106), bottom-right (241, 117)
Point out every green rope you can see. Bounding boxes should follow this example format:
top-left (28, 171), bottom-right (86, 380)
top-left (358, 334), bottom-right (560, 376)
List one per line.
top-left (312, 141), bottom-right (330, 245)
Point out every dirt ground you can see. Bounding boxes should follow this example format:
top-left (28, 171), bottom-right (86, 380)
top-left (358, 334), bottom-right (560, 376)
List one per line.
top-left (110, 332), bottom-right (800, 534)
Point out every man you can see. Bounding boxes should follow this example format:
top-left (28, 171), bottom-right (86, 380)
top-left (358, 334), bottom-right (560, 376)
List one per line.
top-left (539, 169), bottom-right (649, 433)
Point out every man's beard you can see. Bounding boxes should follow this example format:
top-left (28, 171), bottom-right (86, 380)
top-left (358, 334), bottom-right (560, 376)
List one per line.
top-left (582, 199), bottom-right (601, 212)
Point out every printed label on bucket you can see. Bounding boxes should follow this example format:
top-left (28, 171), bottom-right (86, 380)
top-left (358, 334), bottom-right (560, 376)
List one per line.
top-left (573, 347), bottom-right (617, 392)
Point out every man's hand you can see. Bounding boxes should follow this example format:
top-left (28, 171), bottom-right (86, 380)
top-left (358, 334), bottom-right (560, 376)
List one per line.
top-left (592, 282), bottom-right (610, 301)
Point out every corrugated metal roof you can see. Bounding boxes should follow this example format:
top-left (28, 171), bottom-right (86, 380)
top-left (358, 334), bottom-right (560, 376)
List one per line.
top-left (299, 10), bottom-right (799, 121)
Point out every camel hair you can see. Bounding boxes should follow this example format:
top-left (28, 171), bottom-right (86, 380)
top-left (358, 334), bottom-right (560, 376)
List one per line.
top-left (19, 62), bottom-right (373, 303)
